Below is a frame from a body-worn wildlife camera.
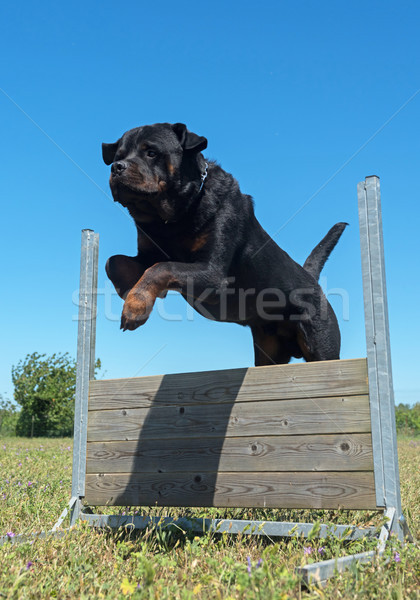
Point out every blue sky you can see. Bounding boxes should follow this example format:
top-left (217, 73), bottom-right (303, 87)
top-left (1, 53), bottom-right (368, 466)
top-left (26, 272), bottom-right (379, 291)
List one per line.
top-left (1, 1), bottom-right (419, 406)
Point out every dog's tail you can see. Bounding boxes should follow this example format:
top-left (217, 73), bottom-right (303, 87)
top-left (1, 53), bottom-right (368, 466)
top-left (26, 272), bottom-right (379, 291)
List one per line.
top-left (303, 222), bottom-right (348, 281)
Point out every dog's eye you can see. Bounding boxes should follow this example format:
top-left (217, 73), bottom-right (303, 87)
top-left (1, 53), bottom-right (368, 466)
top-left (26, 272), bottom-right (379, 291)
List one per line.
top-left (146, 149), bottom-right (157, 158)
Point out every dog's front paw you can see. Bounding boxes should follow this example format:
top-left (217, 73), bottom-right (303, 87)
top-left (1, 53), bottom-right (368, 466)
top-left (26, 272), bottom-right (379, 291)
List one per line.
top-left (120, 291), bottom-right (154, 331)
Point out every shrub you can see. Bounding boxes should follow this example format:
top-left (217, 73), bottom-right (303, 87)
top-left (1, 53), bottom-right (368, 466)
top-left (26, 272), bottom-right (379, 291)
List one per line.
top-left (395, 402), bottom-right (420, 436)
top-left (11, 352), bottom-right (101, 437)
top-left (0, 394), bottom-right (19, 436)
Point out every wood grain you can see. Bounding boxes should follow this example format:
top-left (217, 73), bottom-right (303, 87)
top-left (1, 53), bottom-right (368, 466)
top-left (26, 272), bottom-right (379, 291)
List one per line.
top-left (87, 395), bottom-right (371, 442)
top-left (84, 471), bottom-right (377, 509)
top-left (85, 358), bottom-right (377, 510)
top-left (86, 433), bottom-right (373, 473)
top-left (88, 358), bottom-right (368, 410)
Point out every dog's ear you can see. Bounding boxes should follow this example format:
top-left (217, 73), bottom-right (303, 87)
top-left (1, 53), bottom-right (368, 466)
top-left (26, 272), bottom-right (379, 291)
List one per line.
top-left (102, 140), bottom-right (120, 165)
top-left (172, 123), bottom-right (207, 153)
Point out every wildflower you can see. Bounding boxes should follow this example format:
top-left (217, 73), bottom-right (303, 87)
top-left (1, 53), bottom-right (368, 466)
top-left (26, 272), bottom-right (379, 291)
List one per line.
top-left (28, 482), bottom-right (33, 487)
top-left (394, 551), bottom-right (401, 563)
top-left (6, 532), bottom-right (15, 538)
top-left (247, 556), bottom-right (252, 575)
top-left (303, 546), bottom-right (313, 555)
top-left (18, 462), bottom-right (22, 467)
top-left (318, 547), bottom-right (325, 555)
top-left (120, 578), bottom-right (135, 595)
top-left (256, 558), bottom-right (263, 568)
top-left (26, 561), bottom-right (33, 570)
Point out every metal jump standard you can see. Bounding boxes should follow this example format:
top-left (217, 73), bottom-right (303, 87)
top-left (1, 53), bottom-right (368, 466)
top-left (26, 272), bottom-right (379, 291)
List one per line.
top-left (1, 177), bottom-right (409, 586)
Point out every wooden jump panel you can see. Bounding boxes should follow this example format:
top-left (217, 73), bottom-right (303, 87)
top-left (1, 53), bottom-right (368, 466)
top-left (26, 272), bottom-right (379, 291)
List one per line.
top-left (88, 358), bottom-right (368, 410)
top-left (86, 358), bottom-right (376, 510)
top-left (84, 471), bottom-right (377, 509)
top-left (87, 395), bottom-right (371, 442)
top-left (86, 434), bottom-right (373, 473)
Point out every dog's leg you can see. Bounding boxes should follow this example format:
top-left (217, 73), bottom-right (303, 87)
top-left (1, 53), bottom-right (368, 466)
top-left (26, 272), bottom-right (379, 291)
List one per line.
top-left (297, 317), bottom-right (341, 362)
top-left (251, 325), bottom-right (293, 366)
top-left (120, 262), bottom-right (230, 331)
top-left (106, 255), bottom-right (148, 299)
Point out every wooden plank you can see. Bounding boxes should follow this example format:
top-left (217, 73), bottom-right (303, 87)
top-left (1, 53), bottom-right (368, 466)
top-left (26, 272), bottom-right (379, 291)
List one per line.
top-left (87, 395), bottom-right (371, 442)
top-left (86, 434), bottom-right (373, 473)
top-left (84, 471), bottom-right (377, 509)
top-left (88, 358), bottom-right (368, 410)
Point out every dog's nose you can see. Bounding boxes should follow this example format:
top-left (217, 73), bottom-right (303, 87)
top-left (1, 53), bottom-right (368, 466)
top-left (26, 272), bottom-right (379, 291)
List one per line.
top-left (111, 160), bottom-right (128, 175)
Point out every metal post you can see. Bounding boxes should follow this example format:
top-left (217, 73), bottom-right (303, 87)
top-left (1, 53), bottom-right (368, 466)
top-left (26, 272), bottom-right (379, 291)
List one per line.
top-left (71, 229), bottom-right (99, 526)
top-left (358, 176), bottom-right (403, 539)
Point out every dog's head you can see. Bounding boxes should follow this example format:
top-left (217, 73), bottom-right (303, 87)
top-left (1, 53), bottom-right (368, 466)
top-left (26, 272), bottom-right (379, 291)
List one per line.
top-left (102, 123), bottom-right (208, 223)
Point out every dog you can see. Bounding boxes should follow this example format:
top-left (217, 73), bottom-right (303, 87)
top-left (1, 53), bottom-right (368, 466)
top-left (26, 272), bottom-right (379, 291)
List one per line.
top-left (102, 122), bottom-right (346, 366)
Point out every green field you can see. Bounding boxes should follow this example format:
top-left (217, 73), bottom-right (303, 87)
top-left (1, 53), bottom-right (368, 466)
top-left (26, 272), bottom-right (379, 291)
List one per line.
top-left (0, 437), bottom-right (419, 599)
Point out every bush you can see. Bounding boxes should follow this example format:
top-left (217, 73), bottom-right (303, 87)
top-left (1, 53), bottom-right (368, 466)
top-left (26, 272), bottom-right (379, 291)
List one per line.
top-left (395, 402), bottom-right (420, 436)
top-left (0, 395), bottom-right (19, 436)
top-left (11, 352), bottom-right (101, 437)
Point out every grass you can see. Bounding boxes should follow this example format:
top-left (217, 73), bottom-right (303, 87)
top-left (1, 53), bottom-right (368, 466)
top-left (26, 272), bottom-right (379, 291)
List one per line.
top-left (0, 437), bottom-right (419, 599)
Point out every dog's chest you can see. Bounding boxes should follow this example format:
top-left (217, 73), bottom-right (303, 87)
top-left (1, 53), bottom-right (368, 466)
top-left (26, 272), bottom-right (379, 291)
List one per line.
top-left (151, 231), bottom-right (210, 262)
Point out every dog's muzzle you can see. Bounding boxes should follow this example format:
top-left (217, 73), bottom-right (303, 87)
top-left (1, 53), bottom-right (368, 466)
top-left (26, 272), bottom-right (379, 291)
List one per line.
top-left (111, 161), bottom-right (128, 176)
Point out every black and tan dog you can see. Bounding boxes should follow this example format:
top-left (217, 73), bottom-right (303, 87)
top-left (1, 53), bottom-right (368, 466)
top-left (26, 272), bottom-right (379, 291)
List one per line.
top-left (102, 122), bottom-right (346, 366)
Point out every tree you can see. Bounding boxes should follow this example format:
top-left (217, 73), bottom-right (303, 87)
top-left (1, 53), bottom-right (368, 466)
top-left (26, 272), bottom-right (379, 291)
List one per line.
top-left (0, 394), bottom-right (19, 436)
top-left (395, 402), bottom-right (420, 436)
top-left (11, 352), bottom-right (101, 437)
